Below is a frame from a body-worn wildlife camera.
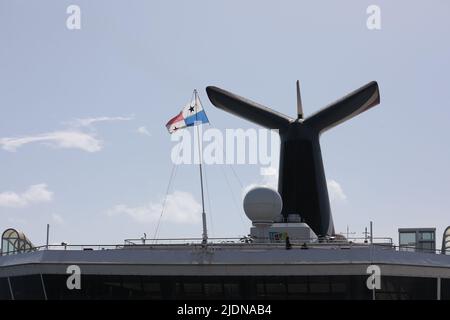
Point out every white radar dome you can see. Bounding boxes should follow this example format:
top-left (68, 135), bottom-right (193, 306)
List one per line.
top-left (243, 186), bottom-right (283, 224)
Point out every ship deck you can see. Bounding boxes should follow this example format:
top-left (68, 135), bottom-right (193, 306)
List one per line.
top-left (1, 242), bottom-right (450, 279)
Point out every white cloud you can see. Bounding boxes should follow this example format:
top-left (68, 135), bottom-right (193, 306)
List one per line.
top-left (0, 184), bottom-right (54, 208)
top-left (1, 115), bottom-right (134, 153)
top-left (69, 116), bottom-right (134, 127)
top-left (108, 191), bottom-right (201, 224)
top-left (51, 213), bottom-right (65, 225)
top-left (327, 179), bottom-right (347, 202)
top-left (0, 130), bottom-right (102, 152)
top-left (137, 126), bottom-right (151, 137)
top-left (243, 166), bottom-right (278, 197)
top-left (243, 166), bottom-right (347, 203)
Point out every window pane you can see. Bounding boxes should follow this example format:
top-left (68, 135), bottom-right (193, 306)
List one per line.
top-left (122, 276), bottom-right (144, 298)
top-left (287, 283), bottom-right (307, 294)
top-left (43, 274), bottom-right (85, 300)
top-left (204, 283), bottom-right (223, 297)
top-left (142, 281), bottom-right (161, 294)
top-left (265, 282), bottom-right (286, 295)
top-left (10, 275), bottom-right (45, 300)
top-left (419, 242), bottom-right (434, 251)
top-left (309, 277), bottom-right (330, 293)
top-left (399, 232), bottom-right (416, 246)
top-left (256, 283), bottom-right (265, 295)
top-left (331, 282), bottom-right (347, 293)
top-left (223, 283), bottom-right (240, 298)
top-left (442, 279), bottom-right (450, 300)
top-left (419, 232), bottom-right (434, 241)
top-left (309, 283), bottom-right (330, 293)
top-left (183, 283), bottom-right (203, 294)
top-left (0, 278), bottom-right (11, 300)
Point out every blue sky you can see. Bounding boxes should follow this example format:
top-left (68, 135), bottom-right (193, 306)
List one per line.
top-left (0, 0), bottom-right (449, 247)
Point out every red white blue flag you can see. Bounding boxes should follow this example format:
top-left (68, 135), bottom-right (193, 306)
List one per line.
top-left (166, 92), bottom-right (209, 134)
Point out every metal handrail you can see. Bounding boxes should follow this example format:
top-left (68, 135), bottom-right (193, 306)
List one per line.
top-left (0, 240), bottom-right (361, 255)
top-left (1, 237), bottom-right (449, 256)
top-left (124, 237), bottom-right (243, 245)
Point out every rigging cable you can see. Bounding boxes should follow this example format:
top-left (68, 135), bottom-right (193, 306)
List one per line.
top-left (229, 164), bottom-right (244, 189)
top-left (152, 148), bottom-right (179, 242)
top-left (219, 165), bottom-right (247, 232)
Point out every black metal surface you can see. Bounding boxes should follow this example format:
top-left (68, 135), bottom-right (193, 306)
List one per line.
top-left (206, 82), bottom-right (380, 237)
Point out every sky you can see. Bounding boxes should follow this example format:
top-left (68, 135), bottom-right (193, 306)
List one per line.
top-left (0, 0), bottom-right (449, 248)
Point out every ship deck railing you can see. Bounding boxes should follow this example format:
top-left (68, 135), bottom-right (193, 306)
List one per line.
top-left (1, 236), bottom-right (448, 256)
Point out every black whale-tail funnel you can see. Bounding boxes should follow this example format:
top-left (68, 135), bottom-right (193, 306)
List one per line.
top-left (206, 81), bottom-right (380, 237)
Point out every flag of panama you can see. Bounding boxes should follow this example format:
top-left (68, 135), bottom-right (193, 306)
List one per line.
top-left (166, 92), bottom-right (209, 134)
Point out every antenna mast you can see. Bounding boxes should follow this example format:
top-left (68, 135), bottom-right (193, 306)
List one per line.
top-left (296, 80), bottom-right (303, 119)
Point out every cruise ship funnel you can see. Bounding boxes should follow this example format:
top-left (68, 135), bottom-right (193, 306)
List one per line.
top-left (206, 81), bottom-right (380, 237)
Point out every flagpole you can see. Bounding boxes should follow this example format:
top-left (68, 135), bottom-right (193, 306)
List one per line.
top-left (194, 89), bottom-right (208, 246)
